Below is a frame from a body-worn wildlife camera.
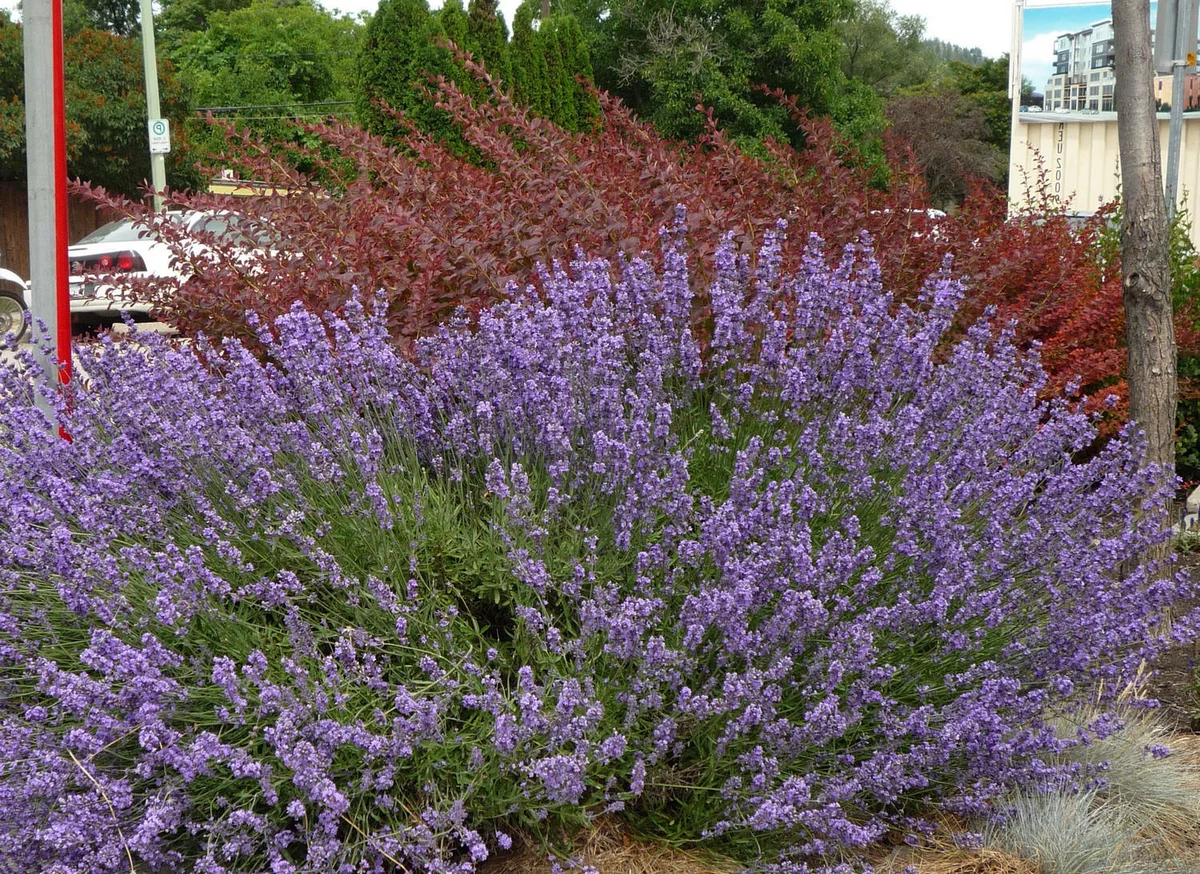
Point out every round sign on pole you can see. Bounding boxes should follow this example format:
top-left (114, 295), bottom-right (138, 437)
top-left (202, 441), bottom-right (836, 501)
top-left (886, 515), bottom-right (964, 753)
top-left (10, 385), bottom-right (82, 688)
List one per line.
top-left (148, 117), bottom-right (171, 154)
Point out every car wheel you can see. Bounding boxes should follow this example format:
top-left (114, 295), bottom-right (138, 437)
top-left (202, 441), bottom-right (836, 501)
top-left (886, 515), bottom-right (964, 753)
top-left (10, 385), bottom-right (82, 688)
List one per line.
top-left (0, 289), bottom-right (28, 343)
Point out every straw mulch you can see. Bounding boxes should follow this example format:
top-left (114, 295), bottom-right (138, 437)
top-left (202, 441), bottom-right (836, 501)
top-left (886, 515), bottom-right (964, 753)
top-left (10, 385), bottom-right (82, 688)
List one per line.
top-left (480, 731), bottom-right (1200, 874)
top-left (477, 819), bottom-right (741, 874)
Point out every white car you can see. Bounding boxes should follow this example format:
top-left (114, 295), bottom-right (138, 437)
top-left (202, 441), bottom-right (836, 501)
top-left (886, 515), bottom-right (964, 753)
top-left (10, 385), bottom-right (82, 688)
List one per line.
top-left (68, 211), bottom-right (273, 329)
top-left (0, 268), bottom-right (29, 342)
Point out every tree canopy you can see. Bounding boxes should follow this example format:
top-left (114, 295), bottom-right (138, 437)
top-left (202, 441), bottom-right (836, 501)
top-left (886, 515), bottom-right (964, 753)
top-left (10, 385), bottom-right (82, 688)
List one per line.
top-left (0, 21), bottom-right (199, 195)
top-left (355, 0), bottom-right (461, 143)
top-left (577, 0), bottom-right (881, 150)
top-left (356, 0), bottom-right (596, 142)
top-left (171, 0), bottom-right (360, 108)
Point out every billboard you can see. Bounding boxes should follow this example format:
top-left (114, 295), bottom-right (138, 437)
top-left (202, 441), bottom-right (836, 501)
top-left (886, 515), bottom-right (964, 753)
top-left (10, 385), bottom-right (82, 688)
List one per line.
top-left (1018, 1), bottom-right (1200, 121)
top-left (1009, 1), bottom-right (1200, 244)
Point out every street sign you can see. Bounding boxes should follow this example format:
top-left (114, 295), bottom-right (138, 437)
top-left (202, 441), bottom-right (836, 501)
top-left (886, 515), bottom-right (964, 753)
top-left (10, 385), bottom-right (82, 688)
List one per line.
top-left (148, 117), bottom-right (171, 154)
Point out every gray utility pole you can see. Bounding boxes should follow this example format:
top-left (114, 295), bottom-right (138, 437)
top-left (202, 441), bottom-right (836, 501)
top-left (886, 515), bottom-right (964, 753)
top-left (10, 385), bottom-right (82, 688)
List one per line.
top-left (139, 0), bottom-right (167, 212)
top-left (1154, 0), bottom-right (1198, 221)
top-left (24, 0), bottom-right (69, 387)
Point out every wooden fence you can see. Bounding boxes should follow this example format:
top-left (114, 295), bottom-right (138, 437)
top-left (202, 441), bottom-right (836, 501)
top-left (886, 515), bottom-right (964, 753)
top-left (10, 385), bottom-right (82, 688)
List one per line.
top-left (0, 183), bottom-right (120, 280)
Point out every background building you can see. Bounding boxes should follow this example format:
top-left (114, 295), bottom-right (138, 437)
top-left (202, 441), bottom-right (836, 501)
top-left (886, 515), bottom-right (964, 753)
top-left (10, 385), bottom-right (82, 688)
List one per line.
top-left (1044, 19), bottom-right (1123, 112)
top-left (1156, 72), bottom-right (1200, 110)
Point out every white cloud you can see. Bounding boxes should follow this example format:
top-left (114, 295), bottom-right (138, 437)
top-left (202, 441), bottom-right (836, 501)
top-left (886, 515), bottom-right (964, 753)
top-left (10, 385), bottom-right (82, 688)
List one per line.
top-left (1020, 30), bottom-right (1060, 92)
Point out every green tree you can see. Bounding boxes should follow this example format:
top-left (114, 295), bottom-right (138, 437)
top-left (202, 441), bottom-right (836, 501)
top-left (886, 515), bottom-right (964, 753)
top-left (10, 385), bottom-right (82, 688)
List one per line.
top-left (439, 0), bottom-right (470, 51)
top-left (61, 0), bottom-right (138, 36)
top-left (945, 55), bottom-right (1011, 152)
top-left (465, 0), bottom-right (510, 84)
top-left (0, 22), bottom-right (199, 195)
top-left (578, 0), bottom-right (883, 153)
top-left (924, 38), bottom-right (984, 65)
top-left (172, 0), bottom-right (361, 108)
top-left (26, 0), bottom-right (141, 37)
top-left (510, 0), bottom-right (551, 113)
top-left (839, 0), bottom-right (932, 97)
top-left (355, 0), bottom-right (462, 145)
top-left (159, 0), bottom-right (253, 41)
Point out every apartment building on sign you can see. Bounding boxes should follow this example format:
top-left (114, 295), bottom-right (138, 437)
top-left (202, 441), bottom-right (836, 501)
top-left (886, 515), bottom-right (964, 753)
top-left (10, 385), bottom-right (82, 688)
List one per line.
top-left (1044, 19), bottom-right (1122, 112)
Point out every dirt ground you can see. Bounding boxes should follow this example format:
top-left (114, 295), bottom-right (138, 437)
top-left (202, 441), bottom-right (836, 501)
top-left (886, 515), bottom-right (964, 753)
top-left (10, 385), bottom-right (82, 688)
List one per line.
top-left (1146, 550), bottom-right (1200, 733)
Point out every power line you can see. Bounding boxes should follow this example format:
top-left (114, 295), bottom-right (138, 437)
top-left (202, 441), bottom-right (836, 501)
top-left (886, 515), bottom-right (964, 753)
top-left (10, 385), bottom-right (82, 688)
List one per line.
top-left (195, 100), bottom-right (355, 114)
top-left (191, 114), bottom-right (350, 121)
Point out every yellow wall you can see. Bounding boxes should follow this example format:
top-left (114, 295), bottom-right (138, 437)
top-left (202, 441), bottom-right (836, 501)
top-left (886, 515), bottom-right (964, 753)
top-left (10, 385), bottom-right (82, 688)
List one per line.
top-left (1007, 116), bottom-right (1200, 248)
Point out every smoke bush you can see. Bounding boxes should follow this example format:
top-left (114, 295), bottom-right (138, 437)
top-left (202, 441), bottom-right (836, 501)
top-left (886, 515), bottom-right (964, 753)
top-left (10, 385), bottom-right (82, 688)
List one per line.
top-left (74, 66), bottom-right (1200, 431)
top-left (0, 217), bottom-right (1192, 873)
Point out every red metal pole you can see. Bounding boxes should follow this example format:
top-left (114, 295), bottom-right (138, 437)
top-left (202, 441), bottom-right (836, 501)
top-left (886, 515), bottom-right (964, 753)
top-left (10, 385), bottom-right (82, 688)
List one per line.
top-left (51, 0), bottom-right (71, 387)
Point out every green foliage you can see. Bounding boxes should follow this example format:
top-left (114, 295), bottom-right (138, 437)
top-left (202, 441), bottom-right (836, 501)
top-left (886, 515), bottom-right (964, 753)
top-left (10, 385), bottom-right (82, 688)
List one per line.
top-left (505, 1), bottom-right (595, 131)
top-left (465, 0), bottom-right (511, 85)
top-left (0, 21), bottom-right (200, 195)
top-left (944, 56), bottom-right (1012, 154)
top-left (540, 13), bottom-right (594, 131)
top-left (158, 0), bottom-right (252, 40)
top-left (510, 0), bottom-right (550, 114)
top-left (60, 0), bottom-right (141, 37)
top-left (172, 0), bottom-right (360, 109)
top-left (582, 0), bottom-right (884, 154)
top-left (439, 0), bottom-right (470, 51)
top-left (1176, 356), bottom-right (1200, 479)
top-left (838, 0), bottom-right (932, 98)
top-left (355, 0), bottom-right (463, 147)
top-left (924, 37), bottom-right (984, 65)
top-left (437, 0), bottom-right (513, 116)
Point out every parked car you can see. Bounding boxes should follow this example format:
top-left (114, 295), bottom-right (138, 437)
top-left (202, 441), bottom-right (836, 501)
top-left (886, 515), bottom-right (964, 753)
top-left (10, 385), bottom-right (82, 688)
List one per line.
top-left (0, 268), bottom-right (28, 342)
top-left (68, 211), bottom-right (275, 330)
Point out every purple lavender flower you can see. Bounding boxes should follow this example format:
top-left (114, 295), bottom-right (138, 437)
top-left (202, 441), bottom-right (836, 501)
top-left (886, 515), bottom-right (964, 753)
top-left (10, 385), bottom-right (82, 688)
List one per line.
top-left (0, 214), bottom-right (1190, 873)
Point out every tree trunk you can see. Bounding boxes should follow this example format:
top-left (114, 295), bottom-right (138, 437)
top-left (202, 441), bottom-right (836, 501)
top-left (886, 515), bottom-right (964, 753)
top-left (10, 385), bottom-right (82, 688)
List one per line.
top-left (1112, 0), bottom-right (1177, 476)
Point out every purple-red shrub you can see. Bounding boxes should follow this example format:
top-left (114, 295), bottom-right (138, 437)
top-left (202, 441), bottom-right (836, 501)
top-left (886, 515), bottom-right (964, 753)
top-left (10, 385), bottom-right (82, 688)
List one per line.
top-left (72, 61), bottom-right (943, 354)
top-left (72, 63), bottom-right (1200, 425)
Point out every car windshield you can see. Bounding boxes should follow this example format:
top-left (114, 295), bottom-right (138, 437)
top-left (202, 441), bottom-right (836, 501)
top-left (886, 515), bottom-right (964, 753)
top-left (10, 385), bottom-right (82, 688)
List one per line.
top-left (77, 212), bottom-right (277, 248)
top-left (75, 220), bottom-right (158, 245)
top-left (75, 213), bottom-right (188, 245)
top-left (192, 213), bottom-right (280, 248)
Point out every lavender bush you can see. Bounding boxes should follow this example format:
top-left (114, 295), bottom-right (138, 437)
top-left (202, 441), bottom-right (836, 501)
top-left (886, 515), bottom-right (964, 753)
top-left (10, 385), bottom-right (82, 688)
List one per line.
top-left (0, 214), bottom-right (1192, 874)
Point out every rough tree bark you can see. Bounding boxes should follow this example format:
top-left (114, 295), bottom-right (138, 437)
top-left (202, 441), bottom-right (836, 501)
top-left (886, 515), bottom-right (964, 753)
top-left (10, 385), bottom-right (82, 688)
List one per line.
top-left (1112, 0), bottom-right (1177, 477)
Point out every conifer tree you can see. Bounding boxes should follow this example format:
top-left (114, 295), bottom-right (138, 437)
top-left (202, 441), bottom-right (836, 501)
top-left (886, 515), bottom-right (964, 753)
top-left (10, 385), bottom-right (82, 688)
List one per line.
top-left (466, 0), bottom-right (511, 85)
top-left (551, 13), bottom-right (596, 130)
top-left (439, 0), bottom-right (469, 51)
top-left (510, 0), bottom-right (550, 113)
top-left (508, 1), bottom-right (595, 130)
top-left (355, 0), bottom-right (462, 148)
top-left (542, 16), bottom-right (576, 130)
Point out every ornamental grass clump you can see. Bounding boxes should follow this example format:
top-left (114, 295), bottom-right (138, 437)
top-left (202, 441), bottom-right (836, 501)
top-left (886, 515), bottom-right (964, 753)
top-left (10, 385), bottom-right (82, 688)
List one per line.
top-left (0, 216), bottom-right (1192, 873)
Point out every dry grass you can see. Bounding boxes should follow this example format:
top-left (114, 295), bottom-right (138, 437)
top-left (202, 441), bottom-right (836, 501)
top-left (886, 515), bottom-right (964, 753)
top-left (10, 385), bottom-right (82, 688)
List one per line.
top-left (481, 722), bottom-right (1200, 874)
top-left (874, 845), bottom-right (1039, 874)
top-left (477, 819), bottom-right (742, 874)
